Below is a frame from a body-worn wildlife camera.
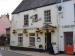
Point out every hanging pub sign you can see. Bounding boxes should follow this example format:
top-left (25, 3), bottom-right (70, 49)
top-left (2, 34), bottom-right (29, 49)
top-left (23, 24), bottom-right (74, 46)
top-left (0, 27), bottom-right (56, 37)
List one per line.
top-left (39, 30), bottom-right (43, 34)
top-left (36, 28), bottom-right (43, 34)
top-left (31, 14), bottom-right (38, 22)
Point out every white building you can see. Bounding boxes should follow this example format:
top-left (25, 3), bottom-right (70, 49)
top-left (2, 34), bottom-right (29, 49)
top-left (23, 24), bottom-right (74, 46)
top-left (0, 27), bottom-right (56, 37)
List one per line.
top-left (10, 0), bottom-right (75, 54)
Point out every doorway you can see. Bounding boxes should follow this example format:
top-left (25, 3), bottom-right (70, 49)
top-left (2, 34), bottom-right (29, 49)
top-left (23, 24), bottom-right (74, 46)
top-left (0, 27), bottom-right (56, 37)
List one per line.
top-left (64, 32), bottom-right (73, 54)
top-left (45, 31), bottom-right (54, 54)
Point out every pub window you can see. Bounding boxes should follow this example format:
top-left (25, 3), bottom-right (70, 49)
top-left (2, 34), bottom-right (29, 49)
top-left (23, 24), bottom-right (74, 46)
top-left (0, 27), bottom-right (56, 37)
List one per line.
top-left (29, 33), bottom-right (35, 46)
top-left (44, 10), bottom-right (51, 22)
top-left (24, 15), bottom-right (29, 26)
top-left (18, 33), bottom-right (23, 46)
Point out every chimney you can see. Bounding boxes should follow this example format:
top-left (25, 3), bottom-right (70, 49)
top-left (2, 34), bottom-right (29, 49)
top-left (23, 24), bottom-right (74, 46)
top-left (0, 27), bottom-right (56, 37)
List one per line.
top-left (6, 13), bottom-right (9, 19)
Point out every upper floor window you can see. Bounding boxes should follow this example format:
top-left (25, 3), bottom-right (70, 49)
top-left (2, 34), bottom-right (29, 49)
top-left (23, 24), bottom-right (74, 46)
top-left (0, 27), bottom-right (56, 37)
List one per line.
top-left (44, 10), bottom-right (51, 22)
top-left (24, 15), bottom-right (29, 26)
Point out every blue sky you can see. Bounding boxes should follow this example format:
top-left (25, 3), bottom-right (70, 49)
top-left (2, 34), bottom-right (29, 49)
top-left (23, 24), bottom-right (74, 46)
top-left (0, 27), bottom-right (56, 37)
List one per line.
top-left (0, 0), bottom-right (22, 15)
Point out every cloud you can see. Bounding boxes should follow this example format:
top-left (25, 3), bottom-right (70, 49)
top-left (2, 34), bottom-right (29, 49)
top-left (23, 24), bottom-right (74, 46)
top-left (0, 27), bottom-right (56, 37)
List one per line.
top-left (0, 0), bottom-right (22, 14)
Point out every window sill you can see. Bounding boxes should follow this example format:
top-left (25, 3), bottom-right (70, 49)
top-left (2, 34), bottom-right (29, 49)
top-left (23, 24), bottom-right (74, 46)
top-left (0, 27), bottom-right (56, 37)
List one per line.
top-left (23, 25), bottom-right (29, 27)
top-left (28, 46), bottom-right (36, 48)
top-left (44, 22), bottom-right (52, 24)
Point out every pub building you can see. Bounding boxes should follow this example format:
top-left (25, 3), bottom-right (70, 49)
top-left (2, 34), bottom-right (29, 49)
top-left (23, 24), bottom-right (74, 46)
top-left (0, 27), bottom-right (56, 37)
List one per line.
top-left (10, 0), bottom-right (75, 54)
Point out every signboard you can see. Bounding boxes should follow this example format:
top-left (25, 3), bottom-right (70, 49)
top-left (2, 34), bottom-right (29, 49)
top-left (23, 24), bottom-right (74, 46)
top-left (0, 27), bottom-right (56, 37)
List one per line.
top-left (62, 25), bottom-right (75, 28)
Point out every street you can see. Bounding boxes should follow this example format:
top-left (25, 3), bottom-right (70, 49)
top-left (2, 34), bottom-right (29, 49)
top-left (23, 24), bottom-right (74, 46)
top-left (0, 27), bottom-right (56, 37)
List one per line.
top-left (0, 46), bottom-right (74, 56)
top-left (0, 50), bottom-right (75, 56)
top-left (0, 50), bottom-right (30, 56)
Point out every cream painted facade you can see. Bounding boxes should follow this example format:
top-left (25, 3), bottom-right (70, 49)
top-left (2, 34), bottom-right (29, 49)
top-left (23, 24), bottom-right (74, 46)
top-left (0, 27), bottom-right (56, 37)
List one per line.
top-left (11, 0), bottom-right (75, 54)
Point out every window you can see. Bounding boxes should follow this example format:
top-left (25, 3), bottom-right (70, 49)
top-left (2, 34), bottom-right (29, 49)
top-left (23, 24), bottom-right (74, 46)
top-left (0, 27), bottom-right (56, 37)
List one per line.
top-left (18, 33), bottom-right (23, 46)
top-left (24, 15), bottom-right (29, 26)
top-left (44, 10), bottom-right (51, 22)
top-left (29, 37), bottom-right (35, 46)
top-left (29, 33), bottom-right (35, 46)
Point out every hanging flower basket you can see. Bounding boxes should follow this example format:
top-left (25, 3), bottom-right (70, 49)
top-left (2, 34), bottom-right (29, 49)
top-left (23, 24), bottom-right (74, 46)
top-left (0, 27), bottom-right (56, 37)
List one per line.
top-left (36, 28), bottom-right (43, 34)
top-left (23, 29), bottom-right (27, 34)
top-left (12, 30), bottom-right (17, 34)
top-left (39, 30), bottom-right (43, 34)
top-left (36, 28), bottom-right (40, 33)
top-left (51, 29), bottom-right (55, 32)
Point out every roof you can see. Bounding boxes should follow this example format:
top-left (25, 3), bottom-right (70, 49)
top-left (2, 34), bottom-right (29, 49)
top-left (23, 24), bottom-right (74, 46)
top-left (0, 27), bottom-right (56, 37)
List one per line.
top-left (12, 0), bottom-right (70, 14)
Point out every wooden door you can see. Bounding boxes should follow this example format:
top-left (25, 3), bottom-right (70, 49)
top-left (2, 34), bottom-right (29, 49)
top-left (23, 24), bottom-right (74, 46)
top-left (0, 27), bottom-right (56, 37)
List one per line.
top-left (64, 32), bottom-right (73, 54)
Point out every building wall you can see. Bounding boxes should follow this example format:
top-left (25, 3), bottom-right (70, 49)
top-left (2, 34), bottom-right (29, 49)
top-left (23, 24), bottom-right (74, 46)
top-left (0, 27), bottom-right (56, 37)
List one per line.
top-left (11, 4), bottom-right (58, 29)
top-left (0, 15), bottom-right (10, 36)
top-left (11, 0), bottom-right (75, 53)
top-left (58, 1), bottom-right (75, 52)
top-left (11, 3), bottom-right (59, 50)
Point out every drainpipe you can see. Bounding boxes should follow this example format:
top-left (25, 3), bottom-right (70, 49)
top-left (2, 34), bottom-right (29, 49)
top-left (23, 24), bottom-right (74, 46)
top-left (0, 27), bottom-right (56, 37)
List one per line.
top-left (56, 0), bottom-right (64, 54)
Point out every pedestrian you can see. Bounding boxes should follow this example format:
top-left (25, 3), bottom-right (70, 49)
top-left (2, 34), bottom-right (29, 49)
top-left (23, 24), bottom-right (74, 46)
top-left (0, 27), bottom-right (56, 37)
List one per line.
top-left (48, 44), bottom-right (54, 55)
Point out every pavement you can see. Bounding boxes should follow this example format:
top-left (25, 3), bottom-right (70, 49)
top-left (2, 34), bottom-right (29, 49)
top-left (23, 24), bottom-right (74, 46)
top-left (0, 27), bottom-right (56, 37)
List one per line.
top-left (0, 46), bottom-right (74, 56)
top-left (0, 50), bottom-right (30, 56)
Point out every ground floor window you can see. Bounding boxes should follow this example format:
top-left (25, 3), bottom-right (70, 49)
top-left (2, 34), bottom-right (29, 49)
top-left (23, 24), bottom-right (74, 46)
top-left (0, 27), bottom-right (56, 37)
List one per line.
top-left (29, 33), bottom-right (35, 46)
top-left (18, 33), bottom-right (23, 46)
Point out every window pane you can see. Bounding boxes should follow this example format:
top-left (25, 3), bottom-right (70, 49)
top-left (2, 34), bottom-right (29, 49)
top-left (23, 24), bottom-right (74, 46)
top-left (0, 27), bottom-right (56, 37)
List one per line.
top-left (29, 37), bottom-right (35, 46)
top-left (18, 33), bottom-right (23, 46)
top-left (44, 10), bottom-right (51, 22)
top-left (24, 15), bottom-right (29, 26)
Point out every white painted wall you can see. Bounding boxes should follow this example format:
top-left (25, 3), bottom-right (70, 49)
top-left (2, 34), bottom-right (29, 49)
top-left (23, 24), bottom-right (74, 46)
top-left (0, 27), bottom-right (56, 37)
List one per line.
top-left (11, 3), bottom-right (59, 48)
top-left (58, 1), bottom-right (75, 52)
top-left (11, 0), bottom-right (75, 53)
top-left (12, 4), bottom-right (58, 29)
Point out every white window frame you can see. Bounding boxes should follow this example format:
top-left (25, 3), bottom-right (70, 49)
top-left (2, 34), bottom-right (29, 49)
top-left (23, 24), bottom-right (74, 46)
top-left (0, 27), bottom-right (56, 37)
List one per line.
top-left (18, 33), bottom-right (23, 46)
top-left (24, 15), bottom-right (29, 26)
top-left (29, 33), bottom-right (35, 47)
top-left (44, 10), bottom-right (51, 23)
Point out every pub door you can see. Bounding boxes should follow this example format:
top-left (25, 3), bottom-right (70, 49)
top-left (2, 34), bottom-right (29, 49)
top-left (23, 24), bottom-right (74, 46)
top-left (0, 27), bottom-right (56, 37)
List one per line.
top-left (45, 32), bottom-right (54, 54)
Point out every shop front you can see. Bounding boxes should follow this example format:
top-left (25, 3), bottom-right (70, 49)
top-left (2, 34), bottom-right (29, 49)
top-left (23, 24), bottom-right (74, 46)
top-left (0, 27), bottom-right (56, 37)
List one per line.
top-left (64, 32), bottom-right (73, 54)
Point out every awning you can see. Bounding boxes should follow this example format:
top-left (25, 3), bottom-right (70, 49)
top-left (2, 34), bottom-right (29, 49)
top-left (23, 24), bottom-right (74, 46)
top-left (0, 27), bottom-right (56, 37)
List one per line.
top-left (43, 24), bottom-right (56, 29)
top-left (42, 24), bottom-right (57, 32)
